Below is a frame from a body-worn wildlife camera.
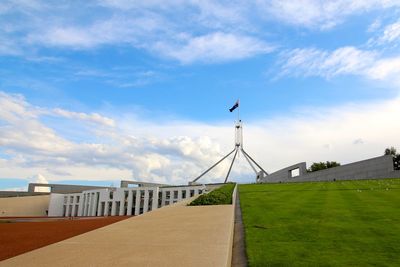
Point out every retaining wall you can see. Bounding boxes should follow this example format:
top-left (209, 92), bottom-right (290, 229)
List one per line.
top-left (260, 155), bottom-right (400, 183)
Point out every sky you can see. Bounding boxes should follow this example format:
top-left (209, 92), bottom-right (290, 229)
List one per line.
top-left (1, 0), bottom-right (400, 190)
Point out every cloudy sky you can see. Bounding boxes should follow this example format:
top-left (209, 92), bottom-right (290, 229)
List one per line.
top-left (1, 0), bottom-right (400, 190)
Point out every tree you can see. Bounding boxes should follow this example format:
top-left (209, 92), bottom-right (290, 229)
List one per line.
top-left (384, 147), bottom-right (397, 156)
top-left (384, 147), bottom-right (400, 171)
top-left (308, 161), bottom-right (341, 172)
top-left (326, 161), bottom-right (341, 169)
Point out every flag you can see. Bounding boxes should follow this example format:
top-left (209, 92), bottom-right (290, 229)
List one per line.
top-left (229, 99), bottom-right (239, 112)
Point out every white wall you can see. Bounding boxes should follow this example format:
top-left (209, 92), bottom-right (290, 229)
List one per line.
top-left (48, 193), bottom-right (65, 217)
top-left (48, 185), bottom-right (208, 218)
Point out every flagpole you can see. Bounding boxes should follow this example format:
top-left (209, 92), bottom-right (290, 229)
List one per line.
top-left (237, 99), bottom-right (240, 159)
top-left (237, 99), bottom-right (240, 122)
top-left (189, 98), bottom-right (268, 184)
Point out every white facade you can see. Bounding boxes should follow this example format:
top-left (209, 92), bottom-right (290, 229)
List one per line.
top-left (48, 185), bottom-right (206, 217)
top-left (48, 194), bottom-right (65, 216)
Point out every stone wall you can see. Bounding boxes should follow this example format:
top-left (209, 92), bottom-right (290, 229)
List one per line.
top-left (259, 155), bottom-right (400, 183)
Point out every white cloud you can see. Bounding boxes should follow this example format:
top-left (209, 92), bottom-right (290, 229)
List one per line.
top-left (370, 19), bottom-right (400, 46)
top-left (0, 36), bottom-right (21, 56)
top-left (259, 0), bottom-right (400, 29)
top-left (29, 173), bottom-right (50, 192)
top-left (23, 13), bottom-right (271, 63)
top-left (279, 46), bottom-right (377, 78)
top-left (0, 91), bottom-right (39, 121)
top-left (98, 0), bottom-right (186, 10)
top-left (46, 168), bottom-right (71, 176)
top-left (367, 19), bottom-right (382, 33)
top-left (366, 56), bottom-right (400, 81)
top-left (2, 0), bottom-right (399, 64)
top-left (99, 0), bottom-right (250, 30)
top-left (0, 91), bottom-right (399, 185)
top-left (73, 67), bottom-right (160, 88)
top-left (278, 46), bottom-right (400, 85)
top-left (52, 108), bottom-right (115, 127)
top-left (353, 138), bottom-right (364, 145)
top-left (31, 173), bottom-right (48, 184)
top-left (26, 16), bottom-right (156, 48)
top-left (253, 97), bottom-right (400, 171)
top-left (0, 91), bottom-right (236, 184)
top-left (153, 32), bottom-right (274, 64)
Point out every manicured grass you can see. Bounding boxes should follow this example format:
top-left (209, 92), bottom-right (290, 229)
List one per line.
top-left (239, 179), bottom-right (400, 267)
top-left (189, 183), bottom-right (236, 206)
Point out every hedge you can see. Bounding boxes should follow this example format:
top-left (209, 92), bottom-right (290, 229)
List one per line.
top-left (189, 183), bottom-right (236, 206)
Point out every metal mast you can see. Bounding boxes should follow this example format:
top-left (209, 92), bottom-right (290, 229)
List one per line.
top-left (189, 101), bottom-right (268, 184)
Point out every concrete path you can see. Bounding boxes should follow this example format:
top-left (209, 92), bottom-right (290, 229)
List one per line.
top-left (232, 190), bottom-right (248, 267)
top-left (1, 198), bottom-right (235, 267)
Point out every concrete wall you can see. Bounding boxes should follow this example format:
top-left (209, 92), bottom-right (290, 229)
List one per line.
top-left (258, 162), bottom-right (308, 183)
top-left (0, 191), bottom-right (49, 198)
top-left (28, 183), bottom-right (108, 194)
top-left (120, 180), bottom-right (168, 188)
top-left (48, 194), bottom-right (65, 217)
top-left (0, 195), bottom-right (50, 217)
top-left (260, 155), bottom-right (400, 183)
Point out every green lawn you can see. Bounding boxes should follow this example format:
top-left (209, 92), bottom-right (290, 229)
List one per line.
top-left (239, 179), bottom-right (400, 267)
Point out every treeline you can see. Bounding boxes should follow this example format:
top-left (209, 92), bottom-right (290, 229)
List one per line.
top-left (385, 147), bottom-right (400, 170)
top-left (307, 161), bottom-right (341, 172)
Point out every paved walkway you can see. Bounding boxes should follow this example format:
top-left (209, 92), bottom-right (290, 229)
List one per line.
top-left (1, 199), bottom-right (234, 267)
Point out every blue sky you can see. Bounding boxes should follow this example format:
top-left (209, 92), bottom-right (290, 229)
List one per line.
top-left (1, 0), bottom-right (400, 189)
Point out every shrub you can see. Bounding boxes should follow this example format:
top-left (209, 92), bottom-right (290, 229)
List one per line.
top-left (308, 161), bottom-right (340, 172)
top-left (189, 183), bottom-right (236, 206)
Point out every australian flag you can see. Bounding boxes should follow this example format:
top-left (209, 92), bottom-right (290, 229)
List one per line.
top-left (229, 100), bottom-right (239, 112)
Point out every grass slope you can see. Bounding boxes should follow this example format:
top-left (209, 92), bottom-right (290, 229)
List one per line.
top-left (239, 179), bottom-right (400, 267)
top-left (189, 183), bottom-right (235, 206)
